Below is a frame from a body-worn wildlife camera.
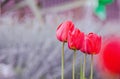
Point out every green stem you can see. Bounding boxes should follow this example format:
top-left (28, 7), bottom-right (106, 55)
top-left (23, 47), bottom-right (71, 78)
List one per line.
top-left (83, 54), bottom-right (87, 79)
top-left (90, 54), bottom-right (93, 79)
top-left (61, 42), bottom-right (65, 79)
top-left (80, 57), bottom-right (83, 79)
top-left (72, 50), bottom-right (76, 79)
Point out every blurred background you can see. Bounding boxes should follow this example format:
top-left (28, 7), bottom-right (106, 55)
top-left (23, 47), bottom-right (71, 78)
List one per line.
top-left (0, 0), bottom-right (120, 79)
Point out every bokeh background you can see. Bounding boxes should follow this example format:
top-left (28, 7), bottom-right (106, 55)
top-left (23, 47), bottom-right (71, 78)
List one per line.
top-left (0, 0), bottom-right (120, 79)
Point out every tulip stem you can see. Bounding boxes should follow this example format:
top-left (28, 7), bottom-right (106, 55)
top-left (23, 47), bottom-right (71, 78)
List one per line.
top-left (72, 50), bottom-right (76, 79)
top-left (80, 57), bottom-right (83, 79)
top-left (61, 42), bottom-right (65, 79)
top-left (83, 54), bottom-right (87, 79)
top-left (90, 54), bottom-right (93, 79)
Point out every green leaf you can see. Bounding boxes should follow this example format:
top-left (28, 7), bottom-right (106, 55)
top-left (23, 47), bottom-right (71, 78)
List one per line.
top-left (99, 0), bottom-right (114, 5)
top-left (94, 5), bottom-right (106, 20)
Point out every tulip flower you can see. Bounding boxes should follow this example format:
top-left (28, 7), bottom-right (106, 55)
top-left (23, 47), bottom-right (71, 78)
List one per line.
top-left (56, 20), bottom-right (75, 79)
top-left (80, 32), bottom-right (101, 79)
top-left (56, 20), bottom-right (74, 42)
top-left (103, 38), bottom-right (120, 74)
top-left (68, 28), bottom-right (84, 50)
top-left (80, 32), bottom-right (101, 54)
top-left (67, 28), bottom-right (84, 79)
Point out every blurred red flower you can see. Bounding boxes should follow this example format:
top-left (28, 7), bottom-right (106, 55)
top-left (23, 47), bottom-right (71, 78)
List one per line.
top-left (68, 28), bottom-right (84, 50)
top-left (56, 20), bottom-right (74, 42)
top-left (80, 33), bottom-right (101, 54)
top-left (103, 38), bottom-right (120, 74)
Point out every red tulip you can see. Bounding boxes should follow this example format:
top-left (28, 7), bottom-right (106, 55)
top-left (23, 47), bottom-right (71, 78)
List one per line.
top-left (56, 21), bottom-right (74, 42)
top-left (102, 38), bottom-right (120, 74)
top-left (80, 33), bottom-right (101, 54)
top-left (68, 28), bottom-right (84, 50)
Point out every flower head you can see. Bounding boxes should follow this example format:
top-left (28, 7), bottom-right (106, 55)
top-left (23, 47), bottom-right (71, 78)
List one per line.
top-left (56, 20), bottom-right (74, 42)
top-left (102, 38), bottom-right (120, 74)
top-left (80, 33), bottom-right (101, 54)
top-left (68, 28), bottom-right (84, 50)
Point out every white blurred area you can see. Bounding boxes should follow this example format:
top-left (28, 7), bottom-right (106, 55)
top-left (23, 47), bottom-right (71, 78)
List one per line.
top-left (0, 0), bottom-right (120, 79)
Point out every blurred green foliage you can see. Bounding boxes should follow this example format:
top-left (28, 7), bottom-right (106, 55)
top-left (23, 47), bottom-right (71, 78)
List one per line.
top-left (94, 0), bottom-right (114, 20)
